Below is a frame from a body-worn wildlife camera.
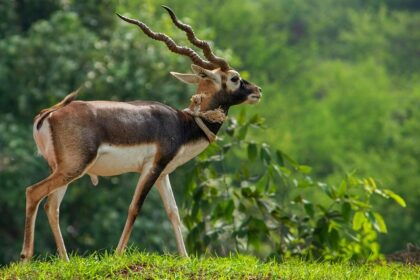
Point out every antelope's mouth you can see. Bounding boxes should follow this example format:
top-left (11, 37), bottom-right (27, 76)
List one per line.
top-left (248, 93), bottom-right (261, 104)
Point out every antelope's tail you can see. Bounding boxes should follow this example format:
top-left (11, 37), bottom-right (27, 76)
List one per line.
top-left (34, 88), bottom-right (81, 130)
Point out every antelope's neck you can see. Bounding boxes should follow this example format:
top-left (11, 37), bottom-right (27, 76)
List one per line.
top-left (185, 99), bottom-right (230, 138)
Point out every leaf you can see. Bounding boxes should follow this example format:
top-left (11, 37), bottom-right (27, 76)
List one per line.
top-left (279, 166), bottom-right (292, 176)
top-left (298, 165), bottom-right (312, 174)
top-left (237, 109), bottom-right (246, 124)
top-left (319, 183), bottom-right (336, 199)
top-left (367, 177), bottom-right (377, 189)
top-left (247, 142), bottom-right (258, 161)
top-left (237, 124), bottom-right (249, 140)
top-left (366, 211), bottom-right (387, 233)
top-left (384, 189), bottom-right (406, 207)
top-left (272, 164), bottom-right (283, 178)
top-left (222, 143), bottom-right (232, 153)
top-left (275, 150), bottom-right (285, 166)
top-left (352, 211), bottom-right (366, 231)
top-left (241, 186), bottom-right (257, 198)
top-left (373, 212), bottom-right (388, 233)
top-left (366, 211), bottom-right (380, 232)
top-left (341, 202), bottom-right (352, 223)
top-left (281, 152), bottom-right (298, 166)
top-left (206, 154), bottom-right (224, 162)
top-left (255, 174), bottom-right (268, 193)
top-left (314, 218), bottom-right (328, 243)
top-left (303, 201), bottom-right (315, 218)
top-left (260, 144), bottom-right (271, 165)
top-left (348, 198), bottom-right (372, 209)
top-left (296, 177), bottom-right (313, 188)
top-left (328, 228), bottom-right (340, 250)
top-left (337, 180), bottom-right (347, 197)
top-left (293, 195), bottom-right (303, 203)
top-left (248, 114), bottom-right (265, 126)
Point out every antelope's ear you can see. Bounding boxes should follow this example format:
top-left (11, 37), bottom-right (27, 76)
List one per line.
top-left (170, 72), bottom-right (200, 84)
top-left (191, 64), bottom-right (218, 81)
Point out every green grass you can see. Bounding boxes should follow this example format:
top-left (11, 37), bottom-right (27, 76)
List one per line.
top-left (1, 251), bottom-right (419, 279)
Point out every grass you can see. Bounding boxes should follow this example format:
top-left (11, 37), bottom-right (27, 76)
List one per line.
top-left (1, 251), bottom-right (419, 279)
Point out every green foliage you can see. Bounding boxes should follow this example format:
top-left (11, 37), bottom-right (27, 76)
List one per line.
top-left (184, 113), bottom-right (405, 261)
top-left (0, 11), bottom-right (97, 120)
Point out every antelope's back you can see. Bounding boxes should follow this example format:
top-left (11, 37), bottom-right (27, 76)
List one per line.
top-left (35, 99), bottom-right (182, 148)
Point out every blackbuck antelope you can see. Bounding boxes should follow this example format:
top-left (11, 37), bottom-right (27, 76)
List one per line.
top-left (20, 6), bottom-right (262, 262)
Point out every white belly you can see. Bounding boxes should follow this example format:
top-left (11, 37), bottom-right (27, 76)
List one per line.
top-left (163, 140), bottom-right (209, 174)
top-left (87, 144), bottom-right (157, 176)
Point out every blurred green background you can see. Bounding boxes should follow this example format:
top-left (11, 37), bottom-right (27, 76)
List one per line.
top-left (0, 0), bottom-right (419, 265)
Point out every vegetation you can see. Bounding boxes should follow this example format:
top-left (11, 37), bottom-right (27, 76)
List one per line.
top-left (1, 251), bottom-right (420, 279)
top-left (0, 0), bottom-right (419, 266)
top-left (184, 114), bottom-right (405, 261)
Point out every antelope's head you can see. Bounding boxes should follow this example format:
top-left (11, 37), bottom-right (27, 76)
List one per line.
top-left (117, 6), bottom-right (262, 111)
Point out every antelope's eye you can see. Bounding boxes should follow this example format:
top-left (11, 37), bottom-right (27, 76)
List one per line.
top-left (231, 76), bottom-right (239, 83)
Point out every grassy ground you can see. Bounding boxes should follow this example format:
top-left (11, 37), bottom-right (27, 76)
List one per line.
top-left (1, 251), bottom-right (419, 279)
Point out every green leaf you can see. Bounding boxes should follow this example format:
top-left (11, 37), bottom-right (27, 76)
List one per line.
top-left (352, 211), bottom-right (366, 231)
top-left (328, 228), bottom-right (340, 250)
top-left (275, 150), bottom-right (285, 166)
top-left (281, 152), bottom-right (298, 166)
top-left (236, 124), bottom-right (249, 140)
top-left (367, 177), bottom-right (377, 189)
top-left (337, 180), bottom-right (347, 197)
top-left (279, 166), bottom-right (292, 176)
top-left (241, 186), bottom-right (257, 198)
top-left (247, 142), bottom-right (258, 161)
top-left (255, 174), bottom-right (267, 193)
top-left (366, 211), bottom-right (380, 232)
top-left (237, 109), bottom-right (246, 124)
top-left (248, 114), bottom-right (265, 126)
top-left (384, 189), bottom-right (406, 207)
top-left (304, 201), bottom-right (315, 218)
top-left (319, 183), bottom-right (336, 199)
top-left (366, 211), bottom-right (387, 233)
top-left (348, 198), bottom-right (372, 209)
top-left (373, 212), bottom-right (388, 233)
top-left (341, 202), bottom-right (351, 223)
top-left (272, 164), bottom-right (283, 179)
top-left (298, 165), bottom-right (312, 174)
top-left (260, 144), bottom-right (271, 165)
top-left (293, 195), bottom-right (303, 203)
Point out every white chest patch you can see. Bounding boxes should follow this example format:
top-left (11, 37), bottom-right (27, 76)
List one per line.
top-left (87, 144), bottom-right (157, 177)
top-left (163, 140), bottom-right (209, 174)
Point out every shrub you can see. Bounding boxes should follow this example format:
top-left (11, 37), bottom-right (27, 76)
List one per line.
top-left (184, 112), bottom-right (406, 261)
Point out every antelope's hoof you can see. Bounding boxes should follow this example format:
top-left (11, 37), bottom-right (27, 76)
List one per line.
top-left (20, 253), bottom-right (29, 263)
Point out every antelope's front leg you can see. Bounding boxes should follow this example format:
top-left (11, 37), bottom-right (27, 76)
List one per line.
top-left (156, 174), bottom-right (188, 257)
top-left (116, 166), bottom-right (162, 254)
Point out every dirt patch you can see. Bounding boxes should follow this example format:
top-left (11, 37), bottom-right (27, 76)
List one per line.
top-left (386, 243), bottom-right (420, 265)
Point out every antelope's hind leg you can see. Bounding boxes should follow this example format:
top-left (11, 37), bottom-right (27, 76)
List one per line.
top-left (44, 186), bottom-right (69, 261)
top-left (20, 172), bottom-right (71, 262)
